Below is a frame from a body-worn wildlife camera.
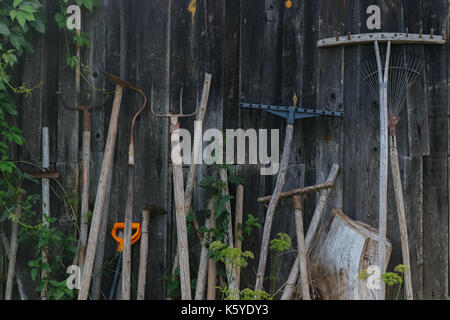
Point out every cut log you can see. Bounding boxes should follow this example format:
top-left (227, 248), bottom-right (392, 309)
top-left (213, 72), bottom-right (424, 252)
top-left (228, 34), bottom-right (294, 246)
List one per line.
top-left (309, 210), bottom-right (392, 300)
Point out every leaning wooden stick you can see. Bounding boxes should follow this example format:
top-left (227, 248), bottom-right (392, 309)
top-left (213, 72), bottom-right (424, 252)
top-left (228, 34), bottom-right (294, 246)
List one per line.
top-left (1, 234), bottom-right (27, 300)
top-left (172, 73), bottom-right (212, 275)
top-left (137, 208), bottom-right (150, 300)
top-left (234, 185), bottom-right (244, 291)
top-left (257, 182), bottom-right (334, 204)
top-left (195, 200), bottom-right (213, 300)
top-left (292, 195), bottom-right (311, 300)
top-left (78, 85), bottom-right (124, 300)
top-left (281, 164), bottom-right (339, 300)
top-left (5, 188), bottom-right (23, 300)
top-left (389, 133), bottom-right (413, 300)
top-left (207, 209), bottom-right (217, 300)
top-left (254, 123), bottom-right (294, 291)
top-left (220, 169), bottom-right (238, 299)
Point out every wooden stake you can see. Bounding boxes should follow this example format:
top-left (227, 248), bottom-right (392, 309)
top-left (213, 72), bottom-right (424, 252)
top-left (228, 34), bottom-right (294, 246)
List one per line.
top-left (41, 127), bottom-right (50, 300)
top-left (389, 135), bottom-right (413, 300)
top-left (78, 85), bottom-right (123, 300)
top-left (5, 189), bottom-right (23, 300)
top-left (207, 209), bottom-right (217, 300)
top-left (1, 234), bottom-right (27, 300)
top-left (292, 196), bottom-right (311, 300)
top-left (137, 208), bottom-right (150, 300)
top-left (281, 164), bottom-right (339, 300)
top-left (234, 185), bottom-right (244, 291)
top-left (121, 166), bottom-right (134, 300)
top-left (172, 74), bottom-right (212, 275)
top-left (219, 169), bottom-right (238, 299)
top-left (171, 117), bottom-right (192, 300)
top-left (195, 200), bottom-right (213, 300)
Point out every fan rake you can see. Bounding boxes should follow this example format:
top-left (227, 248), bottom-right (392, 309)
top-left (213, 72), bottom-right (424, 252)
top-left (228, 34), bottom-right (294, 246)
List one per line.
top-left (362, 54), bottom-right (423, 301)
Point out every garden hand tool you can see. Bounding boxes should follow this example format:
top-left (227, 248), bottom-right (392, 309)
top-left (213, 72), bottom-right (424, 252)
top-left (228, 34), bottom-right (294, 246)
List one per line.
top-left (78, 72), bottom-right (141, 300)
top-left (151, 88), bottom-right (199, 300)
top-left (318, 29), bottom-right (445, 300)
top-left (102, 73), bottom-right (149, 300)
top-left (240, 95), bottom-right (343, 291)
top-left (362, 54), bottom-right (422, 301)
top-left (57, 92), bottom-right (110, 271)
top-left (109, 222), bottom-right (141, 300)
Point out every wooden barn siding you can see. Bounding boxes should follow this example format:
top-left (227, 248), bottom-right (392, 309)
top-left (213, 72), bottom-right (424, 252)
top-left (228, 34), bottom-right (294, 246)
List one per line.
top-left (5, 0), bottom-right (448, 299)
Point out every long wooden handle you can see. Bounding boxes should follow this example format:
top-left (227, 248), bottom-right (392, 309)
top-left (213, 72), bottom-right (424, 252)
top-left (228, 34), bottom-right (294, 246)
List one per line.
top-left (390, 136), bottom-right (413, 300)
top-left (255, 123), bottom-right (294, 291)
top-left (171, 117), bottom-right (192, 300)
top-left (234, 185), bottom-right (244, 291)
top-left (293, 196), bottom-right (311, 300)
top-left (137, 209), bottom-right (150, 300)
top-left (79, 129), bottom-right (91, 270)
top-left (207, 208), bottom-right (217, 300)
top-left (78, 85), bottom-right (123, 300)
top-left (5, 191), bottom-right (23, 300)
top-left (121, 165), bottom-right (135, 300)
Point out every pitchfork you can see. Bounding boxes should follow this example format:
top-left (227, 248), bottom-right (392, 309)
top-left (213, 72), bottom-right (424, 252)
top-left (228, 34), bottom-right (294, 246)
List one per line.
top-left (56, 92), bottom-right (109, 271)
top-left (151, 88), bottom-right (199, 300)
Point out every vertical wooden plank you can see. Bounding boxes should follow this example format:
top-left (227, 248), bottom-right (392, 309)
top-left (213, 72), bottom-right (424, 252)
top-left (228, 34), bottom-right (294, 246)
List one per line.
top-left (422, 0), bottom-right (448, 300)
top-left (402, 156), bottom-right (424, 299)
top-left (135, 0), bottom-right (170, 299)
top-left (316, 0), bottom-right (346, 218)
top-left (402, 1), bottom-right (430, 157)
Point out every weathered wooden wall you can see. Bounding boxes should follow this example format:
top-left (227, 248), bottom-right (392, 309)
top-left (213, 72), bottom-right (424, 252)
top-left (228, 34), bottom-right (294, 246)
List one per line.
top-left (3, 0), bottom-right (449, 300)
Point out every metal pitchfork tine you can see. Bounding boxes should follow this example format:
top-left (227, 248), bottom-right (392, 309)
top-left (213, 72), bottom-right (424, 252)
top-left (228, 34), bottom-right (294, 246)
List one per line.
top-left (150, 86), bottom-right (198, 300)
top-left (151, 87), bottom-right (199, 119)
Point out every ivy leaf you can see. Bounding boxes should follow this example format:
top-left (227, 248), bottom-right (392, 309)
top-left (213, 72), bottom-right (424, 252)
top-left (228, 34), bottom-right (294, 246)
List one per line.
top-left (13, 0), bottom-right (24, 8)
top-left (0, 22), bottom-right (10, 35)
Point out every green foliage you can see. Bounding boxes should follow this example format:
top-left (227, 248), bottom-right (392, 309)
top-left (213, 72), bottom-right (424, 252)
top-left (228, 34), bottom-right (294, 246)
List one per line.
top-left (268, 233), bottom-right (292, 296)
top-left (269, 233), bottom-right (291, 253)
top-left (358, 264), bottom-right (411, 300)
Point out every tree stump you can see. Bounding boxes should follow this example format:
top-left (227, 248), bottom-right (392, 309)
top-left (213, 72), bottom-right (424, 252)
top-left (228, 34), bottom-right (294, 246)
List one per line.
top-left (310, 210), bottom-right (392, 300)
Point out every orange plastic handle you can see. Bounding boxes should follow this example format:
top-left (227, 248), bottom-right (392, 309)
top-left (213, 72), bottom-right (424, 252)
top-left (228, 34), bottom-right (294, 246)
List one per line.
top-left (111, 223), bottom-right (142, 253)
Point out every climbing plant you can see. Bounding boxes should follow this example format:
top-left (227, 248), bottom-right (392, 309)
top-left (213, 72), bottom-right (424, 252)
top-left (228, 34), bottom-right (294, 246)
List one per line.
top-left (0, 0), bottom-right (99, 300)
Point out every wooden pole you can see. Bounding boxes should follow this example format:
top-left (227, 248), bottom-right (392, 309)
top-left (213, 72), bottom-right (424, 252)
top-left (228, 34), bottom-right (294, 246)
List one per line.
top-left (78, 85), bottom-right (123, 300)
top-left (5, 189), bottom-right (23, 300)
top-left (171, 117), bottom-right (192, 300)
top-left (257, 182), bottom-right (334, 203)
top-left (292, 196), bottom-right (311, 300)
top-left (1, 234), bottom-right (27, 300)
top-left (234, 185), bottom-right (244, 291)
top-left (172, 74), bottom-right (212, 275)
top-left (281, 164), bottom-right (339, 300)
top-left (121, 166), bottom-right (134, 300)
top-left (41, 127), bottom-right (50, 300)
top-left (194, 202), bottom-right (212, 300)
top-left (90, 182), bottom-right (112, 300)
top-left (137, 208), bottom-right (150, 300)
top-left (207, 210), bottom-right (217, 300)
top-left (389, 134), bottom-right (414, 300)
top-left (255, 123), bottom-right (294, 291)
top-left (219, 169), bottom-right (238, 299)
top-left (375, 40), bottom-right (391, 300)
